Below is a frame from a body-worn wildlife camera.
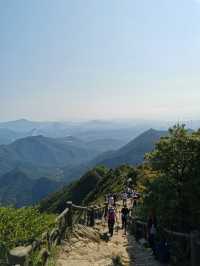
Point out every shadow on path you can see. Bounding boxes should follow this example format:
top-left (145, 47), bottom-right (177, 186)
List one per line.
top-left (126, 226), bottom-right (168, 266)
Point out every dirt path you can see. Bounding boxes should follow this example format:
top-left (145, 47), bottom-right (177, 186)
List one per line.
top-left (56, 202), bottom-right (164, 266)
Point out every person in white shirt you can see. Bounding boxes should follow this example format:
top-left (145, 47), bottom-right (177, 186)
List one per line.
top-left (122, 192), bottom-right (127, 206)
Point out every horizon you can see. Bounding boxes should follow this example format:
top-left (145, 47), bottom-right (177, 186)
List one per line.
top-left (1, 0), bottom-right (200, 121)
top-left (0, 117), bottom-right (199, 125)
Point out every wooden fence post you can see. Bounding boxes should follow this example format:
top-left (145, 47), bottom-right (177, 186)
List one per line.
top-left (90, 208), bottom-right (95, 227)
top-left (66, 201), bottom-right (73, 227)
top-left (190, 231), bottom-right (199, 266)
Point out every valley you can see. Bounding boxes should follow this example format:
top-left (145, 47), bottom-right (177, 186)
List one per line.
top-left (0, 119), bottom-right (168, 207)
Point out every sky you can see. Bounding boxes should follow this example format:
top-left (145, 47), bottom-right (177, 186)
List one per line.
top-left (1, 0), bottom-right (200, 122)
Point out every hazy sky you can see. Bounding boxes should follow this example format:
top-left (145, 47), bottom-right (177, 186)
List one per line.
top-left (1, 0), bottom-right (200, 121)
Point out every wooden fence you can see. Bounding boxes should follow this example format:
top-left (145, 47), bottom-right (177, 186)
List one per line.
top-left (129, 215), bottom-right (200, 266)
top-left (8, 202), bottom-right (106, 266)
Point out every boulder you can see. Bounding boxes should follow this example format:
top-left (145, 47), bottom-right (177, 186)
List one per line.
top-left (9, 245), bottom-right (32, 266)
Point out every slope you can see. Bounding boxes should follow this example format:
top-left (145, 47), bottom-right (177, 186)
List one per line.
top-left (39, 165), bottom-right (137, 213)
top-left (91, 129), bottom-right (167, 168)
top-left (0, 135), bottom-right (98, 178)
top-left (39, 168), bottom-right (105, 213)
top-left (0, 170), bottom-right (63, 207)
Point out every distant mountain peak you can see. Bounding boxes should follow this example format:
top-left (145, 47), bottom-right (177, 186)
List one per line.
top-left (91, 128), bottom-right (167, 168)
top-left (17, 118), bottom-right (29, 122)
top-left (144, 128), bottom-right (158, 134)
top-left (7, 118), bottom-right (31, 123)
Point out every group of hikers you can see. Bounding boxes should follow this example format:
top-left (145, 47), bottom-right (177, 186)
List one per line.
top-left (102, 179), bottom-right (169, 263)
top-left (104, 184), bottom-right (140, 238)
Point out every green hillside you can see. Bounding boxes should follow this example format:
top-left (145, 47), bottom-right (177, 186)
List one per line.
top-left (0, 135), bottom-right (97, 176)
top-left (39, 167), bottom-right (106, 213)
top-left (39, 165), bottom-right (138, 213)
top-left (0, 207), bottom-right (55, 262)
top-left (0, 170), bottom-right (64, 207)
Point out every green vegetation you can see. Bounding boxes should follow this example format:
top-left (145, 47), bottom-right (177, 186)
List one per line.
top-left (1, 124), bottom-right (199, 265)
top-left (40, 125), bottom-right (200, 234)
top-left (39, 164), bottom-right (138, 213)
top-left (0, 207), bottom-right (55, 260)
top-left (39, 167), bottom-right (106, 213)
top-left (138, 125), bottom-right (200, 232)
top-left (0, 128), bottom-right (168, 208)
top-left (84, 165), bottom-right (137, 204)
top-left (0, 170), bottom-right (64, 207)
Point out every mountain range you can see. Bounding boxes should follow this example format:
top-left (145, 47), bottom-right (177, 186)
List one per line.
top-left (0, 170), bottom-right (64, 207)
top-left (90, 129), bottom-right (167, 168)
top-left (0, 118), bottom-right (168, 145)
top-left (0, 121), bottom-right (168, 207)
top-left (0, 135), bottom-right (97, 178)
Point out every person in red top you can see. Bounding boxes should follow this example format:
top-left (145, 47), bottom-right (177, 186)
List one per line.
top-left (107, 207), bottom-right (117, 237)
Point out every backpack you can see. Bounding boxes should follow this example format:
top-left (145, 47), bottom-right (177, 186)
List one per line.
top-left (121, 208), bottom-right (129, 219)
top-left (108, 209), bottom-right (115, 222)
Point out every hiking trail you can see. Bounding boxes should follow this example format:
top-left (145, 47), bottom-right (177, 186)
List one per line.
top-left (56, 201), bottom-right (164, 266)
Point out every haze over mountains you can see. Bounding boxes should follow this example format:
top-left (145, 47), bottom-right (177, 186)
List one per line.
top-left (0, 118), bottom-right (198, 207)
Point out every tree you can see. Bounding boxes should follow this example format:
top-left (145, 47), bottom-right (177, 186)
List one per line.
top-left (142, 125), bottom-right (200, 231)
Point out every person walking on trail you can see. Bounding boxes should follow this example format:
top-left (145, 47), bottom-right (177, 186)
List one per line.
top-left (130, 189), bottom-right (134, 206)
top-left (107, 206), bottom-right (117, 237)
top-left (127, 177), bottom-right (133, 187)
top-left (113, 193), bottom-right (117, 207)
top-left (127, 187), bottom-right (132, 198)
top-left (122, 191), bottom-right (128, 206)
top-left (121, 204), bottom-right (129, 235)
top-left (108, 194), bottom-right (114, 206)
top-left (132, 190), bottom-right (140, 208)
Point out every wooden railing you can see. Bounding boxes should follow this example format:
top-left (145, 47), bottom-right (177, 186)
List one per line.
top-left (129, 214), bottom-right (200, 266)
top-left (8, 202), bottom-right (106, 266)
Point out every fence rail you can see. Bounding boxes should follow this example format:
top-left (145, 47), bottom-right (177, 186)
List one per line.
top-left (129, 214), bottom-right (200, 266)
top-left (8, 201), bottom-right (106, 266)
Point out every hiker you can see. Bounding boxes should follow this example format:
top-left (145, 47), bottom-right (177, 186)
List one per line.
top-left (127, 187), bottom-right (132, 198)
top-left (147, 210), bottom-right (157, 256)
top-left (122, 191), bottom-right (127, 206)
top-left (132, 190), bottom-right (138, 208)
top-left (130, 189), bottom-right (134, 206)
top-left (108, 194), bottom-right (114, 206)
top-left (121, 204), bottom-right (129, 235)
top-left (127, 177), bottom-right (133, 188)
top-left (113, 193), bottom-right (117, 207)
top-left (107, 206), bottom-right (117, 237)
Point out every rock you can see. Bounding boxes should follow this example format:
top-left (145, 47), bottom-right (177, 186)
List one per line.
top-left (70, 237), bottom-right (79, 244)
top-left (9, 245), bottom-right (32, 266)
top-left (73, 241), bottom-right (84, 249)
